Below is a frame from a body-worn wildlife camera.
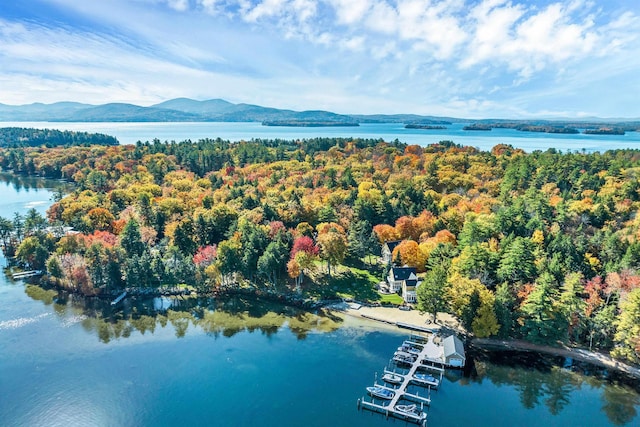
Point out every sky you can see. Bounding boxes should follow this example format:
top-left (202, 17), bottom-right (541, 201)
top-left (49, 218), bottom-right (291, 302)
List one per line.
top-left (1, 0), bottom-right (639, 119)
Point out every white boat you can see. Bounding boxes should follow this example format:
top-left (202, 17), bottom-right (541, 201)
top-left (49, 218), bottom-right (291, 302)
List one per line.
top-left (395, 404), bottom-right (426, 420)
top-left (398, 343), bottom-right (422, 355)
top-left (393, 351), bottom-right (416, 365)
top-left (413, 372), bottom-right (440, 386)
top-left (366, 386), bottom-right (395, 400)
top-left (395, 404), bottom-right (417, 414)
top-left (382, 373), bottom-right (403, 384)
top-left (394, 350), bottom-right (417, 360)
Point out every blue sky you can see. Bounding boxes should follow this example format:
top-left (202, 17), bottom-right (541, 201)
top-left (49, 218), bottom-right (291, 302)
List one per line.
top-left (1, 0), bottom-right (639, 118)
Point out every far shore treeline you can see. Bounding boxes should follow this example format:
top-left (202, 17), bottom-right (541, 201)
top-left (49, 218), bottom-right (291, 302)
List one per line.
top-left (1, 135), bottom-right (640, 365)
top-left (0, 127), bottom-right (119, 148)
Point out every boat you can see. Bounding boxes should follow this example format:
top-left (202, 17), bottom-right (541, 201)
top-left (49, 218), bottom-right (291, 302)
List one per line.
top-left (398, 344), bottom-right (421, 355)
top-left (382, 373), bottom-right (404, 384)
top-left (393, 354), bottom-right (416, 366)
top-left (413, 372), bottom-right (440, 386)
top-left (395, 404), bottom-right (417, 414)
top-left (366, 386), bottom-right (395, 400)
top-left (394, 350), bottom-right (417, 360)
top-left (395, 404), bottom-right (426, 420)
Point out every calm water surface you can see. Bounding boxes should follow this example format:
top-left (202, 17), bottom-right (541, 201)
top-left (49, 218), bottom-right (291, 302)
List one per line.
top-left (1, 160), bottom-right (639, 427)
top-left (2, 121), bottom-right (640, 152)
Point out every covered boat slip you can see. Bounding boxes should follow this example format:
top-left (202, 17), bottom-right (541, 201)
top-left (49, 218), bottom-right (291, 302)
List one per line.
top-left (358, 332), bottom-right (464, 426)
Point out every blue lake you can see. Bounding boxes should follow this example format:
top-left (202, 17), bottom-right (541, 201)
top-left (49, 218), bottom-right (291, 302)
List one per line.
top-left (2, 121), bottom-right (640, 152)
top-left (0, 175), bottom-right (639, 426)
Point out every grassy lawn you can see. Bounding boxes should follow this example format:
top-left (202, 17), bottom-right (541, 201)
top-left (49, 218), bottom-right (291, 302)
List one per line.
top-left (377, 292), bottom-right (404, 305)
top-left (301, 261), bottom-right (403, 305)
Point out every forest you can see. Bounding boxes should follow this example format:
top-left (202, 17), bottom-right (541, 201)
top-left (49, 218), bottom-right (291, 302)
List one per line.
top-left (0, 127), bottom-right (119, 148)
top-left (1, 136), bottom-right (640, 364)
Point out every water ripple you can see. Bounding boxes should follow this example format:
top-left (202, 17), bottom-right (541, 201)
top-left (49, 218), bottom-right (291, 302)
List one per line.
top-left (0, 313), bottom-right (50, 330)
top-left (60, 314), bottom-right (88, 328)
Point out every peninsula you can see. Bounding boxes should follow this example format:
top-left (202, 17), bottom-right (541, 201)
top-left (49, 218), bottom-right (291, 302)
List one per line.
top-left (2, 133), bottom-right (640, 370)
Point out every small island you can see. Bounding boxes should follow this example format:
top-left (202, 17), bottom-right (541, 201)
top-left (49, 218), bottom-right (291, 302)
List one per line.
top-left (463, 123), bottom-right (492, 131)
top-left (262, 120), bottom-right (359, 127)
top-left (404, 124), bottom-right (447, 130)
top-left (515, 125), bottom-right (579, 134)
top-left (584, 127), bottom-right (626, 135)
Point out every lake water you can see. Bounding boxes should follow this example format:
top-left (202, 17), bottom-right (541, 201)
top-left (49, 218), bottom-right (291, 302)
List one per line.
top-left (2, 121), bottom-right (640, 152)
top-left (0, 175), bottom-right (639, 426)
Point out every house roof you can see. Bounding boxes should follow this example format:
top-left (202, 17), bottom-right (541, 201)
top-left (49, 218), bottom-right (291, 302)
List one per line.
top-left (390, 266), bottom-right (417, 281)
top-left (404, 279), bottom-right (419, 287)
top-left (443, 335), bottom-right (465, 359)
top-left (383, 240), bottom-right (402, 253)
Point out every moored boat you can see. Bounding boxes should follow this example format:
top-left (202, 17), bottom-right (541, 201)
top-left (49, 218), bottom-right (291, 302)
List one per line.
top-left (413, 372), bottom-right (439, 386)
top-left (395, 404), bottom-right (427, 421)
top-left (366, 386), bottom-right (395, 400)
top-left (382, 372), bottom-right (404, 384)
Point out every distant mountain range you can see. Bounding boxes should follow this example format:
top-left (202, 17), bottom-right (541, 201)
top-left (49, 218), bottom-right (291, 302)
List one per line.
top-left (0, 98), bottom-right (638, 126)
top-left (0, 98), bottom-right (462, 124)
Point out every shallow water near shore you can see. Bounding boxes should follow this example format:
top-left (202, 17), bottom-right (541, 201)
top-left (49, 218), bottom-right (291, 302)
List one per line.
top-left (1, 163), bottom-right (640, 427)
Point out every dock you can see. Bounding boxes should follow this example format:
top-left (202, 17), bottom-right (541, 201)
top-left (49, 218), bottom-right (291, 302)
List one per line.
top-left (111, 291), bottom-right (127, 306)
top-left (358, 333), bottom-right (450, 426)
top-left (396, 321), bottom-right (438, 333)
top-left (12, 270), bottom-right (42, 280)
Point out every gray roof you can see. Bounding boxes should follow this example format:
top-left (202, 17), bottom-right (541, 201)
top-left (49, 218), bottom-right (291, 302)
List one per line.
top-left (391, 267), bottom-right (417, 281)
top-left (443, 335), bottom-right (465, 359)
top-left (404, 279), bottom-right (419, 287)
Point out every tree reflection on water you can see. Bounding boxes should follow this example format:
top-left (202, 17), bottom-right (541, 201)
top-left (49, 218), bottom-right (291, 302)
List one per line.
top-left (24, 283), bottom-right (342, 343)
top-left (468, 349), bottom-right (639, 425)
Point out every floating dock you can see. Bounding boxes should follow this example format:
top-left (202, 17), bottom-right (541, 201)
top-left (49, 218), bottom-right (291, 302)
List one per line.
top-left (358, 333), bottom-right (449, 426)
top-left (12, 270), bottom-right (42, 280)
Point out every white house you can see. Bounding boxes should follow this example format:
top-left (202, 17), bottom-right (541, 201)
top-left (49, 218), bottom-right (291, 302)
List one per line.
top-left (387, 266), bottom-right (421, 302)
top-left (402, 277), bottom-right (420, 303)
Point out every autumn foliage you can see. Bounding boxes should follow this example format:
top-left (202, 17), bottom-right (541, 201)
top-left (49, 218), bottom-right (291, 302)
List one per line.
top-left (4, 136), bottom-right (640, 362)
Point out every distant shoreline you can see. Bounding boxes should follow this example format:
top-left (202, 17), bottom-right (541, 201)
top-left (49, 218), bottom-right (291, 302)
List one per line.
top-left (261, 120), bottom-right (360, 127)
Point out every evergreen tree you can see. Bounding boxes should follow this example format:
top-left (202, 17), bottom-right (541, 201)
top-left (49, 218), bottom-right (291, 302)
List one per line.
top-left (497, 236), bottom-right (537, 284)
top-left (494, 283), bottom-right (516, 338)
top-left (520, 272), bottom-right (566, 344)
top-left (120, 219), bottom-right (145, 257)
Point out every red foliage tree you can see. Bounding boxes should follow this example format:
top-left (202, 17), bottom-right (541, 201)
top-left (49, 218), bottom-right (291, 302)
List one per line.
top-left (291, 236), bottom-right (319, 258)
top-left (193, 245), bottom-right (217, 268)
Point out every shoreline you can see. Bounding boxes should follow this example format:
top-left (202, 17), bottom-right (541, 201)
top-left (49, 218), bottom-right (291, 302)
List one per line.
top-left (22, 274), bottom-right (640, 381)
top-left (329, 303), bottom-right (640, 381)
top-left (472, 338), bottom-right (640, 380)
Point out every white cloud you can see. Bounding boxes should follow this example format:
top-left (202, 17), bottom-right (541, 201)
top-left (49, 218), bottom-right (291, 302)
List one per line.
top-left (242, 0), bottom-right (287, 21)
top-left (165, 0), bottom-right (190, 11)
top-left (239, 0), bottom-right (316, 23)
top-left (329, 0), bottom-right (372, 25)
top-left (340, 36), bottom-right (366, 51)
top-left (2, 0), bottom-right (639, 117)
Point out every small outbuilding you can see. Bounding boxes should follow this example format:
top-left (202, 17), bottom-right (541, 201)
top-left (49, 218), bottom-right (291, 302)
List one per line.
top-left (381, 240), bottom-right (402, 265)
top-left (443, 335), bottom-right (466, 368)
